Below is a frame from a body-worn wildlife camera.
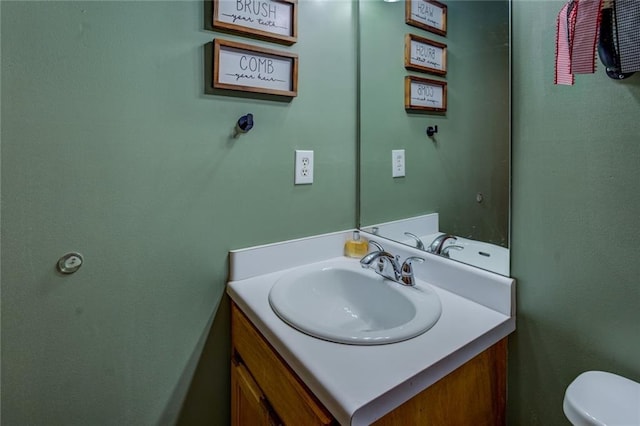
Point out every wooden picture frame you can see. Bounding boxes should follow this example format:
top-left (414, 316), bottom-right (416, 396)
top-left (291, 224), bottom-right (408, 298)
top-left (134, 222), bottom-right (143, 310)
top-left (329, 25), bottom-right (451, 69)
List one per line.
top-left (213, 39), bottom-right (298, 97)
top-left (406, 0), bottom-right (447, 36)
top-left (213, 0), bottom-right (298, 45)
top-left (405, 34), bottom-right (447, 76)
top-left (405, 76), bottom-right (447, 112)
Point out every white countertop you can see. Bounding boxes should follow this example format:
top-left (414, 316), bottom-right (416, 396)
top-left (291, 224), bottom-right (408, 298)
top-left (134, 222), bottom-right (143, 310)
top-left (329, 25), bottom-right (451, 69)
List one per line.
top-left (227, 230), bottom-right (515, 425)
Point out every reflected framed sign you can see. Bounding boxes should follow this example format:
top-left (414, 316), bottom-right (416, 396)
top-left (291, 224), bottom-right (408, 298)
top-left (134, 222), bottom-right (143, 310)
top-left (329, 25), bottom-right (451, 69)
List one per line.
top-left (405, 34), bottom-right (447, 76)
top-left (406, 0), bottom-right (447, 36)
top-left (404, 76), bottom-right (447, 112)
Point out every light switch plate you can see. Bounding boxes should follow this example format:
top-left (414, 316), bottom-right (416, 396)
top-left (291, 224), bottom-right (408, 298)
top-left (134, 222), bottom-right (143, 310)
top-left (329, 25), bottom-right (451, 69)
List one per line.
top-left (392, 149), bottom-right (405, 178)
top-left (295, 150), bottom-right (314, 184)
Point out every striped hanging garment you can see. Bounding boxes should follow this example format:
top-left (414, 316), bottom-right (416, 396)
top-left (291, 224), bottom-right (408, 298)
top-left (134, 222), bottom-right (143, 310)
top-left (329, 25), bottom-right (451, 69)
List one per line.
top-left (555, 1), bottom-right (577, 85)
top-left (555, 0), bottom-right (604, 85)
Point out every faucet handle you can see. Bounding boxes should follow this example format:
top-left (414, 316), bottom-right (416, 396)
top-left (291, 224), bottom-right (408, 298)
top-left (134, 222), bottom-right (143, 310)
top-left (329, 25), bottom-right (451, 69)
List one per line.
top-left (402, 256), bottom-right (424, 268)
top-left (368, 240), bottom-right (385, 252)
top-left (400, 256), bottom-right (424, 286)
top-left (404, 232), bottom-right (425, 250)
top-left (441, 244), bottom-right (464, 258)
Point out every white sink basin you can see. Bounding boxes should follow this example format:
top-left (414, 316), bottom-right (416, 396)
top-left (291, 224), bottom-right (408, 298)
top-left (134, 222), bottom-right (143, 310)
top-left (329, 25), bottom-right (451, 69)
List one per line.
top-left (268, 261), bottom-right (442, 345)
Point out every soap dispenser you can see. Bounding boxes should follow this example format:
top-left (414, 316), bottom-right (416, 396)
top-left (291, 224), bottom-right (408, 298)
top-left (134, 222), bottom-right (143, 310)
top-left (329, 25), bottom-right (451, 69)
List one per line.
top-left (344, 231), bottom-right (369, 258)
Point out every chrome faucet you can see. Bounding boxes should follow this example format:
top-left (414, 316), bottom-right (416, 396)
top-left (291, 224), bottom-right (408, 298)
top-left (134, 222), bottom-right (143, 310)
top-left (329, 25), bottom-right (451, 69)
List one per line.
top-left (404, 232), bottom-right (425, 250)
top-left (360, 241), bottom-right (424, 286)
top-left (427, 234), bottom-right (458, 255)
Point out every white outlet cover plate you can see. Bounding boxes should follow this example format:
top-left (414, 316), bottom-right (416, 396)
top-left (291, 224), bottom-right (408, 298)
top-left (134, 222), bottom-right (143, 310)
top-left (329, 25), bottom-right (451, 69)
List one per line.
top-left (392, 149), bottom-right (405, 178)
top-left (295, 150), bottom-right (314, 185)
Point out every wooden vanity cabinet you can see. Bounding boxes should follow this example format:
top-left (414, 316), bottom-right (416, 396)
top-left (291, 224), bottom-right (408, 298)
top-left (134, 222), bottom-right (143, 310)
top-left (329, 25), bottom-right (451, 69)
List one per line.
top-left (231, 302), bottom-right (507, 426)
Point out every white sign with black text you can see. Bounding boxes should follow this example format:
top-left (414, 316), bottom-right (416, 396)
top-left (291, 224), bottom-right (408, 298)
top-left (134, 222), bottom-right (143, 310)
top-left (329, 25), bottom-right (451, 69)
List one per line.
top-left (214, 39), bottom-right (297, 97)
top-left (214, 0), bottom-right (296, 44)
top-left (405, 76), bottom-right (447, 112)
top-left (406, 0), bottom-right (447, 36)
top-left (410, 39), bottom-right (444, 72)
top-left (410, 80), bottom-right (443, 108)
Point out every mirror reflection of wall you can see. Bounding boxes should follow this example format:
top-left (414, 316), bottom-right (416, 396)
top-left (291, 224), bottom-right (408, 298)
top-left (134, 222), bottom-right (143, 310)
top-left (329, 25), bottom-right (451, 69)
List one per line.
top-left (358, 0), bottom-right (511, 275)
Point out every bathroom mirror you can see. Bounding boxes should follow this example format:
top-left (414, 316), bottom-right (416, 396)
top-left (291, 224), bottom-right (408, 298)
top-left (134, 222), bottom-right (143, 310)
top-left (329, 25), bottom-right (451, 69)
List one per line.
top-left (358, 0), bottom-right (511, 275)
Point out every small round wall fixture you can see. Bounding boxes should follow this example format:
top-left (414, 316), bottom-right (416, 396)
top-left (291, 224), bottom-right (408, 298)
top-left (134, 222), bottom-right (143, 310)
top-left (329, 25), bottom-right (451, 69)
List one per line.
top-left (57, 252), bottom-right (84, 274)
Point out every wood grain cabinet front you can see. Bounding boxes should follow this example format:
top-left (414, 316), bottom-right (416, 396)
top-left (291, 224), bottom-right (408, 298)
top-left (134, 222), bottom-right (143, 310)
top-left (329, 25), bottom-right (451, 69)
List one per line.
top-left (230, 302), bottom-right (507, 426)
top-left (231, 357), bottom-right (282, 426)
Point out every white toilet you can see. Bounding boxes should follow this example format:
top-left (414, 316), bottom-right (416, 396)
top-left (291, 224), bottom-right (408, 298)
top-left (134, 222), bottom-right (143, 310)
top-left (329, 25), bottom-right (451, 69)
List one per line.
top-left (563, 371), bottom-right (640, 426)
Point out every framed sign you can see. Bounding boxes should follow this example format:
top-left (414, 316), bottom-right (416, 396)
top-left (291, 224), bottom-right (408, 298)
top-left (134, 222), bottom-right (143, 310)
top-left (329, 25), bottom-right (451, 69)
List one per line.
top-left (406, 0), bottom-right (447, 36)
top-left (213, 0), bottom-right (298, 45)
top-left (213, 39), bottom-right (298, 97)
top-left (405, 34), bottom-right (447, 76)
top-left (405, 76), bottom-right (447, 112)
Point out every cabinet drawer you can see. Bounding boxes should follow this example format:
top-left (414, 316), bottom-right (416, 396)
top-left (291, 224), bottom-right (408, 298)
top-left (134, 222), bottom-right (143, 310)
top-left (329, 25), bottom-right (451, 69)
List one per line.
top-left (231, 303), bottom-right (335, 426)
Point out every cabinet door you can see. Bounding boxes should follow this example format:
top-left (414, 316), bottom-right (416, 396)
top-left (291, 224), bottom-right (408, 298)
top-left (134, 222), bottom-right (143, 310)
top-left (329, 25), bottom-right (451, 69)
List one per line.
top-left (373, 338), bottom-right (507, 426)
top-left (231, 358), bottom-right (281, 426)
top-left (231, 303), bottom-right (335, 426)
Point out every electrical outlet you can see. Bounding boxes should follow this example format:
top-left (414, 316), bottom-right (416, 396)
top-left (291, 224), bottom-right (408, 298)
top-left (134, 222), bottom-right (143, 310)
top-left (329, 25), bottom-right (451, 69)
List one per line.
top-left (295, 150), bottom-right (314, 184)
top-left (392, 149), bottom-right (405, 177)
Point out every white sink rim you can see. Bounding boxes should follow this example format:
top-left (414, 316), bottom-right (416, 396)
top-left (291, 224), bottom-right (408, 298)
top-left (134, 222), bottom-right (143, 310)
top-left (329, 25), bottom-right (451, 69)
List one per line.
top-left (268, 261), bottom-right (442, 345)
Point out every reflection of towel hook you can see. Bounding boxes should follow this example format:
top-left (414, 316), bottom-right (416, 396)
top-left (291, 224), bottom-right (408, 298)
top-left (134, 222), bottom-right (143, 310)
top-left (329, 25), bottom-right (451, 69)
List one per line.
top-left (233, 113), bottom-right (254, 138)
top-left (426, 125), bottom-right (438, 137)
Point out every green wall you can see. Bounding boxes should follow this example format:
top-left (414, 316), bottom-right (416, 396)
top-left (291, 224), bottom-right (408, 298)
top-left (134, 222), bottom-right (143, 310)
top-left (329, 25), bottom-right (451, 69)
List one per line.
top-left (0, 1), bottom-right (356, 424)
top-left (509, 1), bottom-right (640, 424)
top-left (359, 0), bottom-right (510, 246)
top-left (4, 1), bottom-right (640, 425)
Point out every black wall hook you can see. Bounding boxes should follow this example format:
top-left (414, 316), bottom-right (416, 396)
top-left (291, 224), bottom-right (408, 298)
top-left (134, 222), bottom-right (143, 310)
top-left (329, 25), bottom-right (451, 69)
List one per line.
top-left (426, 125), bottom-right (438, 137)
top-left (233, 113), bottom-right (254, 138)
